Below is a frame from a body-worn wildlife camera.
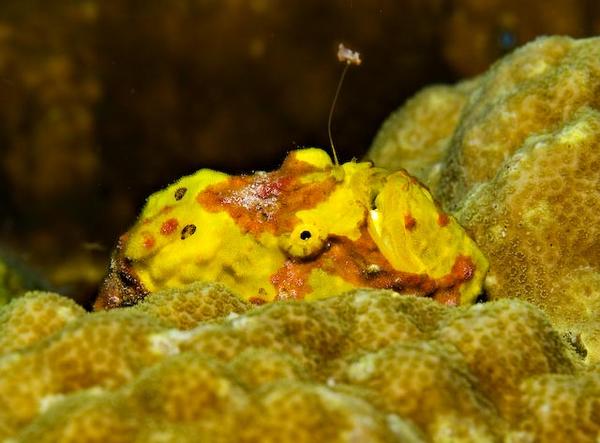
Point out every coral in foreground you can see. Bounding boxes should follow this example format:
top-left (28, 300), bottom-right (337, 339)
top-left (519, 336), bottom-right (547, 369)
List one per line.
top-left (0, 291), bottom-right (84, 356)
top-left (129, 282), bottom-right (252, 329)
top-left (0, 286), bottom-right (594, 442)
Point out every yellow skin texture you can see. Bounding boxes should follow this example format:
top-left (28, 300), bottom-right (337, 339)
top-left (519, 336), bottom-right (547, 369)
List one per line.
top-left (100, 148), bottom-right (487, 308)
top-left (2, 287), bottom-right (595, 442)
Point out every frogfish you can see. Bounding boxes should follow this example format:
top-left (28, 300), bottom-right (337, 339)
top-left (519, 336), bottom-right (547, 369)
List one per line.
top-left (95, 148), bottom-right (488, 310)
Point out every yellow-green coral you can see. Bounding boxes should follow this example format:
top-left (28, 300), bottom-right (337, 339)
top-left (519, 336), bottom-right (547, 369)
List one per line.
top-left (339, 341), bottom-right (505, 441)
top-left (457, 107), bottom-right (600, 360)
top-left (97, 147), bottom-right (487, 309)
top-left (434, 300), bottom-right (577, 420)
top-left (0, 310), bottom-right (165, 437)
top-left (14, 391), bottom-right (139, 443)
top-left (0, 291), bottom-right (85, 356)
top-left (514, 373), bottom-right (600, 442)
top-left (437, 36), bottom-right (600, 210)
top-left (1, 286), bottom-right (595, 442)
top-left (368, 80), bottom-right (477, 192)
top-left (129, 282), bottom-right (252, 329)
top-left (239, 382), bottom-right (419, 443)
top-left (369, 35), bottom-right (600, 362)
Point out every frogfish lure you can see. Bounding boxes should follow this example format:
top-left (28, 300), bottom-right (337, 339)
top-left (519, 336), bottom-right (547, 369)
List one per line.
top-left (95, 148), bottom-right (488, 310)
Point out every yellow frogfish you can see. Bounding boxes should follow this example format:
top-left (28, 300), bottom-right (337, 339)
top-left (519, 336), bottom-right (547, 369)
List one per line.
top-left (95, 148), bottom-right (488, 310)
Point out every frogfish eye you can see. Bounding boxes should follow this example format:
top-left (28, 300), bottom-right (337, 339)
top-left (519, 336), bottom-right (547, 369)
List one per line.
top-left (280, 223), bottom-right (327, 259)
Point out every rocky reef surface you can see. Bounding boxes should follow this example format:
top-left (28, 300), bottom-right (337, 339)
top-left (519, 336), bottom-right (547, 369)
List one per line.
top-left (369, 36), bottom-right (600, 362)
top-left (1, 285), bottom-right (598, 442)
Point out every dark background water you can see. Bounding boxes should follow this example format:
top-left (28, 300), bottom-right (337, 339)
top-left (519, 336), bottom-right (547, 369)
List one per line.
top-left (0, 0), bottom-right (597, 300)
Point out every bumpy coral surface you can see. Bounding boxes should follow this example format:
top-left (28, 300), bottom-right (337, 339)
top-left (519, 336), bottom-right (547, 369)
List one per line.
top-left (0, 292), bottom-right (84, 355)
top-left (96, 148), bottom-right (487, 309)
top-left (437, 37), bottom-right (600, 209)
top-left (457, 108), bottom-right (600, 358)
top-left (129, 282), bottom-right (252, 330)
top-left (1, 285), bottom-right (596, 442)
top-left (368, 36), bottom-right (600, 362)
top-left (368, 80), bottom-right (477, 193)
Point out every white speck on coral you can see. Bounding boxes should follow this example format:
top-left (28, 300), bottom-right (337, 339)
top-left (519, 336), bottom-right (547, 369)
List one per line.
top-left (539, 402), bottom-right (552, 418)
top-left (231, 315), bottom-right (251, 329)
top-left (226, 312), bottom-right (240, 320)
top-left (39, 387), bottom-right (105, 413)
top-left (149, 330), bottom-right (195, 356)
top-left (347, 354), bottom-right (376, 382)
top-left (39, 393), bottom-right (65, 413)
top-left (386, 414), bottom-right (424, 442)
top-left (56, 306), bottom-right (78, 321)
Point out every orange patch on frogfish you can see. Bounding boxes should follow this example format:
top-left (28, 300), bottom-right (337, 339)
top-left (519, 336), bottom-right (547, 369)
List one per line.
top-left (324, 228), bottom-right (437, 293)
top-left (432, 288), bottom-right (460, 306)
top-left (437, 212), bottom-right (449, 227)
top-left (268, 227), bottom-right (478, 303)
top-left (432, 255), bottom-right (476, 305)
top-left (142, 232), bottom-right (155, 249)
top-left (197, 157), bottom-right (337, 236)
top-left (270, 260), bottom-right (314, 300)
top-left (451, 255), bottom-right (475, 281)
top-left (160, 218), bottom-right (179, 235)
top-left (269, 227), bottom-right (439, 300)
top-left (404, 214), bottom-right (416, 230)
